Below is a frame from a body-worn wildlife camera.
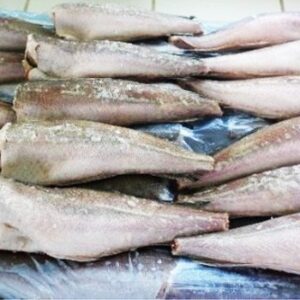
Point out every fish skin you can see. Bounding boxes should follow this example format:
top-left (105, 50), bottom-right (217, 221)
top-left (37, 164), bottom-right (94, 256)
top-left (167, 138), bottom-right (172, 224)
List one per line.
top-left (25, 34), bottom-right (208, 79)
top-left (0, 176), bottom-right (228, 261)
top-left (0, 52), bottom-right (24, 83)
top-left (0, 17), bottom-right (52, 51)
top-left (14, 79), bottom-right (221, 125)
top-left (0, 120), bottom-right (214, 186)
top-left (180, 117), bottom-right (300, 189)
top-left (0, 102), bottom-right (15, 128)
top-left (53, 3), bottom-right (202, 42)
top-left (199, 40), bottom-right (300, 79)
top-left (178, 164), bottom-right (300, 217)
top-left (79, 175), bottom-right (177, 202)
top-left (172, 213), bottom-right (300, 275)
top-left (170, 13), bottom-right (300, 51)
top-left (181, 76), bottom-right (300, 119)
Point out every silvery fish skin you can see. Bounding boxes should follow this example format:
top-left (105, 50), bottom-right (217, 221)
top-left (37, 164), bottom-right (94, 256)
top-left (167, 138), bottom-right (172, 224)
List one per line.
top-left (170, 13), bottom-right (300, 51)
top-left (200, 40), bottom-right (300, 79)
top-left (79, 175), bottom-right (177, 202)
top-left (53, 3), bottom-right (202, 42)
top-left (0, 120), bottom-right (214, 186)
top-left (25, 34), bottom-right (207, 79)
top-left (180, 117), bottom-right (300, 189)
top-left (0, 176), bottom-right (228, 262)
top-left (172, 213), bottom-right (300, 275)
top-left (0, 102), bottom-right (15, 128)
top-left (0, 52), bottom-right (24, 83)
top-left (181, 76), bottom-right (300, 119)
top-left (0, 17), bottom-right (52, 51)
top-left (14, 79), bottom-right (222, 125)
top-left (178, 165), bottom-right (300, 217)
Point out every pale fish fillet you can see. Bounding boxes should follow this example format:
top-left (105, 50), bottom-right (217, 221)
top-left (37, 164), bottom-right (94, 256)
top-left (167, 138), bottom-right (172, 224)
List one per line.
top-left (199, 40), bottom-right (300, 79)
top-left (0, 176), bottom-right (228, 261)
top-left (53, 3), bottom-right (202, 42)
top-left (181, 76), bottom-right (300, 119)
top-left (25, 34), bottom-right (207, 79)
top-left (172, 213), bottom-right (300, 275)
top-left (0, 120), bottom-right (214, 186)
top-left (180, 117), bottom-right (300, 189)
top-left (170, 12), bottom-right (300, 51)
top-left (0, 102), bottom-right (15, 128)
top-left (0, 52), bottom-right (24, 83)
top-left (14, 79), bottom-right (221, 125)
top-left (178, 164), bottom-right (300, 217)
top-left (0, 17), bottom-right (52, 51)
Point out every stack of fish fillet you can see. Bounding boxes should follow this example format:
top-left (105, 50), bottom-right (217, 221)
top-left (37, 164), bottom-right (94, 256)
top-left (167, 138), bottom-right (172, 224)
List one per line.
top-left (0, 3), bottom-right (300, 276)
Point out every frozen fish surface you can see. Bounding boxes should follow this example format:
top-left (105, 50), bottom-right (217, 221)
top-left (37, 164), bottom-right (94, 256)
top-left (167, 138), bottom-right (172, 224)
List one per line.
top-left (179, 164), bottom-right (300, 217)
top-left (25, 34), bottom-right (207, 79)
top-left (171, 13), bottom-right (300, 51)
top-left (0, 51), bottom-right (24, 83)
top-left (0, 120), bottom-right (214, 186)
top-left (172, 213), bottom-right (300, 275)
top-left (0, 102), bottom-right (15, 128)
top-left (181, 76), bottom-right (300, 119)
top-left (53, 3), bottom-right (202, 42)
top-left (0, 176), bottom-right (228, 261)
top-left (181, 117), bottom-right (300, 189)
top-left (14, 79), bottom-right (221, 125)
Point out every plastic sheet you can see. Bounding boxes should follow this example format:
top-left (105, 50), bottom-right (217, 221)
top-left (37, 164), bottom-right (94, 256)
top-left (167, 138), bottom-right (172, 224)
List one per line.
top-left (0, 9), bottom-right (294, 299)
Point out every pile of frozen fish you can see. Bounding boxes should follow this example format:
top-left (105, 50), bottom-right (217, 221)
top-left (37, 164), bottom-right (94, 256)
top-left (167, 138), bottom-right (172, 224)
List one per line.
top-left (1, 3), bottom-right (300, 275)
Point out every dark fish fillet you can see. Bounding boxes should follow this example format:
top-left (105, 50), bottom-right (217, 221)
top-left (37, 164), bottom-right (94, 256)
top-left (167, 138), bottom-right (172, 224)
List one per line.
top-left (0, 17), bottom-right (52, 51)
top-left (178, 164), bottom-right (300, 217)
top-left (200, 40), bottom-right (300, 79)
top-left (170, 13), bottom-right (300, 51)
top-left (53, 3), bottom-right (202, 42)
top-left (172, 213), bottom-right (300, 275)
top-left (0, 52), bottom-right (24, 83)
top-left (180, 117), bottom-right (300, 189)
top-left (181, 76), bottom-right (300, 119)
top-left (0, 176), bottom-right (228, 261)
top-left (13, 79), bottom-right (222, 125)
top-left (79, 175), bottom-right (177, 202)
top-left (25, 34), bottom-right (207, 79)
top-left (0, 120), bottom-right (214, 186)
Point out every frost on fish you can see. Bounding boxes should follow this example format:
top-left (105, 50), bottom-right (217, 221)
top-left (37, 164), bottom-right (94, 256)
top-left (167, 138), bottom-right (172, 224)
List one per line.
top-left (14, 78), bottom-right (221, 125)
top-left (0, 176), bottom-right (228, 261)
top-left (0, 51), bottom-right (24, 83)
top-left (200, 40), bottom-right (300, 79)
top-left (181, 76), bottom-right (300, 119)
top-left (172, 213), bottom-right (300, 275)
top-left (53, 3), bottom-right (202, 42)
top-left (170, 12), bottom-right (300, 51)
top-left (179, 164), bottom-right (300, 217)
top-left (0, 120), bottom-right (214, 186)
top-left (0, 102), bottom-right (15, 128)
top-left (25, 34), bottom-right (207, 79)
top-left (0, 17), bottom-right (53, 51)
top-left (181, 117), bottom-right (300, 189)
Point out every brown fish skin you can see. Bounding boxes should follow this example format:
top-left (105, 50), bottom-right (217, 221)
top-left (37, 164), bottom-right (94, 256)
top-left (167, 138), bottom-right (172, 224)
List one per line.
top-left (170, 13), bottom-right (300, 51)
top-left (53, 3), bottom-right (202, 42)
top-left (180, 76), bottom-right (300, 119)
top-left (0, 18), bottom-right (52, 51)
top-left (0, 120), bottom-right (214, 186)
top-left (0, 176), bottom-right (228, 261)
top-left (178, 165), bottom-right (300, 217)
top-left (0, 102), bottom-right (15, 128)
top-left (14, 79), bottom-right (221, 125)
top-left (25, 34), bottom-right (207, 79)
top-left (180, 117), bottom-right (300, 190)
top-left (0, 52), bottom-right (24, 83)
top-left (199, 40), bottom-right (300, 79)
top-left (172, 213), bottom-right (300, 275)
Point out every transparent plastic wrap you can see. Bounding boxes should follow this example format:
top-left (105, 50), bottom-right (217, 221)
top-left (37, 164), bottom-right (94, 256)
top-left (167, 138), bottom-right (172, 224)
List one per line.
top-left (0, 10), bottom-right (294, 299)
